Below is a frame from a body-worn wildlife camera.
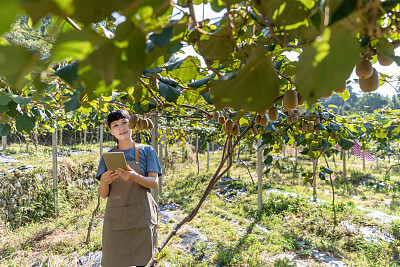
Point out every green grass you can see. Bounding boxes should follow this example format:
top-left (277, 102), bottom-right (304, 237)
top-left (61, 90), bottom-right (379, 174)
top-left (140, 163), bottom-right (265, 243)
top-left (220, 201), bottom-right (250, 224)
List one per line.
top-left (1, 142), bottom-right (400, 266)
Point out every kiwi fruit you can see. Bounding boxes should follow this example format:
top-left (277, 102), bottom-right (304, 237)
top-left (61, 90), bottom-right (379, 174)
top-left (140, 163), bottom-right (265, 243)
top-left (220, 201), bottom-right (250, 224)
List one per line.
top-left (260, 116), bottom-right (268, 126)
top-left (251, 127), bottom-right (258, 135)
top-left (213, 111), bottom-right (219, 121)
top-left (359, 68), bottom-right (379, 92)
top-left (315, 128), bottom-right (320, 135)
top-left (291, 113), bottom-right (298, 123)
top-left (140, 118), bottom-right (149, 130)
top-left (258, 108), bottom-right (268, 116)
top-left (283, 89), bottom-right (298, 110)
top-left (302, 123), bottom-right (308, 131)
top-left (315, 118), bottom-right (320, 125)
top-left (147, 118), bottom-right (154, 129)
top-left (255, 114), bottom-right (262, 125)
top-left (225, 119), bottom-right (234, 133)
top-left (232, 124), bottom-right (239, 136)
top-left (129, 115), bottom-right (139, 129)
top-left (218, 116), bottom-right (225, 125)
top-left (355, 59), bottom-right (373, 79)
top-left (293, 109), bottom-right (300, 116)
top-left (136, 118), bottom-right (143, 130)
top-left (206, 114), bottom-right (213, 120)
top-left (297, 123), bottom-right (302, 131)
top-left (322, 90), bottom-right (333, 98)
top-left (297, 93), bottom-right (305, 106)
top-left (334, 82), bottom-right (347, 93)
top-left (287, 116), bottom-right (292, 123)
top-left (308, 122), bottom-right (314, 131)
top-left (268, 106), bottom-right (279, 121)
top-left (288, 110), bottom-right (294, 116)
top-left (377, 53), bottom-right (394, 66)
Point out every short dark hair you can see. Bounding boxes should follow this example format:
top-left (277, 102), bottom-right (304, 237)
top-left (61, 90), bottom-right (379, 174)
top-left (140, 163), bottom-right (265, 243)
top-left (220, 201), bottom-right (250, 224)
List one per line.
top-left (107, 109), bottom-right (130, 128)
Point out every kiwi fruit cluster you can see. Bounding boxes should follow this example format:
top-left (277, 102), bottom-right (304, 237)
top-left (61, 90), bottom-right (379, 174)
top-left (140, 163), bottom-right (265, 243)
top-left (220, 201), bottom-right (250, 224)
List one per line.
top-left (355, 59), bottom-right (379, 92)
top-left (128, 114), bottom-right (154, 130)
top-left (208, 111), bottom-right (240, 136)
top-left (284, 109), bottom-right (300, 123)
top-left (296, 116), bottom-right (321, 135)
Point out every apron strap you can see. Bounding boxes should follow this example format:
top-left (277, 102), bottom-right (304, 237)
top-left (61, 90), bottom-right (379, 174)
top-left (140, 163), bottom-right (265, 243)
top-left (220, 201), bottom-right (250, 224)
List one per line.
top-left (113, 141), bottom-right (140, 164)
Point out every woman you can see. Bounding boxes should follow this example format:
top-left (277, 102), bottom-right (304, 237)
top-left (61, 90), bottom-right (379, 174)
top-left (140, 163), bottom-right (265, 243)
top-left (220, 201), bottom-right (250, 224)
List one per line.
top-left (96, 109), bottom-right (161, 267)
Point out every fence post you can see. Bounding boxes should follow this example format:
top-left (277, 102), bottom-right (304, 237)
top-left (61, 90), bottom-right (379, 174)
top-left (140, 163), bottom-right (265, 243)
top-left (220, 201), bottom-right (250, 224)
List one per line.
top-left (84, 128), bottom-right (87, 145)
top-left (52, 122), bottom-right (58, 217)
top-left (150, 113), bottom-right (159, 247)
top-left (164, 135), bottom-right (167, 174)
top-left (99, 122), bottom-right (104, 156)
top-left (362, 150), bottom-right (365, 172)
top-left (312, 159), bottom-right (317, 201)
top-left (343, 149), bottom-right (347, 184)
top-left (257, 138), bottom-right (263, 213)
top-left (2, 136), bottom-right (6, 150)
top-left (207, 142), bottom-right (210, 172)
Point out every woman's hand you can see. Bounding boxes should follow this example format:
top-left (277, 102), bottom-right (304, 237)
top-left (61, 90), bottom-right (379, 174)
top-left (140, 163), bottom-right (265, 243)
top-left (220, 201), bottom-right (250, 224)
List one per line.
top-left (116, 165), bottom-right (139, 182)
top-left (101, 170), bottom-right (119, 184)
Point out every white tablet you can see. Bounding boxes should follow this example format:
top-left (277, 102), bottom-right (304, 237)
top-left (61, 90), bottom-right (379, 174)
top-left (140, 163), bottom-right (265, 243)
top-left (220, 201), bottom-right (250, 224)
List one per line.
top-left (103, 152), bottom-right (128, 171)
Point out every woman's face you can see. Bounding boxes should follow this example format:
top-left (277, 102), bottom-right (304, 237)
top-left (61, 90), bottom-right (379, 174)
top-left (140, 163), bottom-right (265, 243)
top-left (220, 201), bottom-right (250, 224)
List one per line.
top-left (109, 118), bottom-right (132, 141)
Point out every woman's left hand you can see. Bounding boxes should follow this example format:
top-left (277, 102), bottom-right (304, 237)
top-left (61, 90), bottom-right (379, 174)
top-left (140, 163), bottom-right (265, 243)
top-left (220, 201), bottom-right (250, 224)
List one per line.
top-left (116, 166), bottom-right (139, 182)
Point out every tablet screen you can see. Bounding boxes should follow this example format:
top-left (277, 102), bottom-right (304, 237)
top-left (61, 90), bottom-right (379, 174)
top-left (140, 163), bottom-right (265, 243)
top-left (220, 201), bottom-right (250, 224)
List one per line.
top-left (103, 152), bottom-right (128, 171)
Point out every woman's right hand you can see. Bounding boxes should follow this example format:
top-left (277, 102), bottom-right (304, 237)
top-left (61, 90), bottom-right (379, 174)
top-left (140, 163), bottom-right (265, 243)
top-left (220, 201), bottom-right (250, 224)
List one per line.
top-left (101, 170), bottom-right (119, 185)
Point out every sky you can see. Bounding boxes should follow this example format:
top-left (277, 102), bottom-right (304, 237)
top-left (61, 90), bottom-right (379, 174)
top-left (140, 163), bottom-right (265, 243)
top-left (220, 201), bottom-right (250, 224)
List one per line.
top-left (173, 3), bottom-right (399, 97)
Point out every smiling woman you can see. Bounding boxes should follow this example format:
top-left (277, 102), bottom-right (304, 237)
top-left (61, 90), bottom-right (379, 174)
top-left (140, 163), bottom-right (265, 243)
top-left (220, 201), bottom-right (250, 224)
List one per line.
top-left (95, 109), bottom-right (162, 267)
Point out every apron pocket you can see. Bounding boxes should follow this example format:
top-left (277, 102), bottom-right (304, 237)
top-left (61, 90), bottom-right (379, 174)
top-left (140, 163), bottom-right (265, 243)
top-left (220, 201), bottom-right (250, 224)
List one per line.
top-left (107, 204), bottom-right (149, 230)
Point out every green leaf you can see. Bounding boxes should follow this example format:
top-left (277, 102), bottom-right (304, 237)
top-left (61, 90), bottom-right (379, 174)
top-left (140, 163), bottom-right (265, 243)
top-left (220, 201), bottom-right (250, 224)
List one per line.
top-left (338, 89), bottom-right (350, 101)
top-left (202, 92), bottom-right (214, 105)
top-left (296, 134), bottom-right (306, 144)
top-left (339, 137), bottom-right (354, 150)
top-left (210, 46), bottom-right (280, 111)
top-left (257, 0), bottom-right (310, 28)
top-left (71, 0), bottom-right (132, 23)
top-left (87, 39), bottom-right (116, 86)
top-left (319, 172), bottom-right (326, 180)
top-left (329, 123), bottom-right (341, 131)
top-left (376, 38), bottom-right (395, 57)
top-left (321, 166), bottom-right (334, 174)
top-left (143, 67), bottom-right (163, 74)
top-left (64, 88), bottom-right (83, 112)
top-left (0, 92), bottom-right (13, 105)
top-left (0, 0), bottom-right (18, 35)
top-left (54, 61), bottom-right (79, 86)
top-left (0, 123), bottom-right (11, 136)
top-left (164, 58), bottom-right (185, 71)
top-left (318, 123), bottom-right (327, 130)
top-left (188, 76), bottom-right (213, 88)
top-left (51, 29), bottom-right (95, 62)
top-left (157, 80), bottom-right (182, 103)
top-left (264, 155), bottom-right (273, 165)
top-left (13, 96), bottom-right (33, 106)
top-left (0, 105), bottom-right (8, 112)
top-left (20, 0), bottom-right (62, 24)
top-left (0, 46), bottom-right (33, 89)
top-left (329, 0), bottom-right (357, 25)
top-left (15, 113), bottom-right (36, 135)
top-left (149, 25), bottom-right (174, 47)
top-left (200, 27), bottom-right (235, 61)
top-left (169, 57), bottom-right (200, 82)
top-left (295, 26), bottom-right (359, 105)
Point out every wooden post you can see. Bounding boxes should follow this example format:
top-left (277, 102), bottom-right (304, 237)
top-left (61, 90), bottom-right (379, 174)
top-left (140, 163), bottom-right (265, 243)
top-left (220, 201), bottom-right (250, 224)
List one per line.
top-left (150, 113), bottom-right (159, 247)
top-left (84, 129), bottom-right (87, 145)
top-left (376, 151), bottom-right (379, 170)
top-left (207, 142), bottom-right (210, 172)
top-left (343, 149), bottom-right (346, 184)
top-left (52, 122), bottom-right (58, 217)
top-left (99, 123), bottom-right (104, 156)
top-left (312, 159), bottom-right (317, 201)
top-left (159, 137), bottom-right (163, 198)
top-left (59, 128), bottom-right (62, 146)
top-left (362, 150), bottom-right (365, 172)
top-left (212, 142), bottom-right (214, 153)
top-left (257, 138), bottom-right (263, 213)
top-left (295, 145), bottom-right (298, 170)
top-left (2, 136), bottom-right (6, 150)
top-left (164, 135), bottom-right (167, 174)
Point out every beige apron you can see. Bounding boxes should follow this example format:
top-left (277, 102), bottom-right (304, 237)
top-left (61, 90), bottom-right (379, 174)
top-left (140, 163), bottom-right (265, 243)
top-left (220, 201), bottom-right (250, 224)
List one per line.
top-left (102, 142), bottom-right (158, 267)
